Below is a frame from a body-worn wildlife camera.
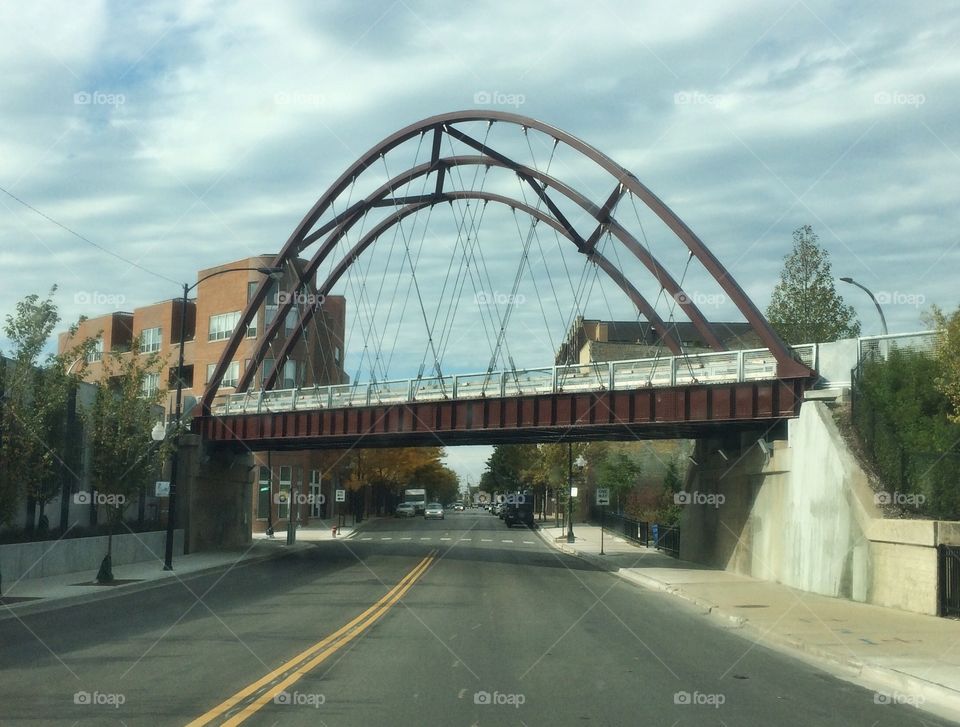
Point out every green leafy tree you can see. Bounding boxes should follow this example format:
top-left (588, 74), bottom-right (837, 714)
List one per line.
top-left (595, 451), bottom-right (641, 512)
top-left (930, 305), bottom-right (960, 423)
top-left (83, 341), bottom-right (167, 582)
top-left (766, 225), bottom-right (860, 344)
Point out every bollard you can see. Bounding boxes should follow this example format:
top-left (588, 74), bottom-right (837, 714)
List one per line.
top-left (332, 526), bottom-right (337, 538)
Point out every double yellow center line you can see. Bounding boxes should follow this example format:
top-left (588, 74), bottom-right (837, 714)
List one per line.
top-left (187, 551), bottom-right (436, 726)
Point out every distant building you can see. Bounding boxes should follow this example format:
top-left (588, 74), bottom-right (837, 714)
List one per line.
top-left (57, 254), bottom-right (349, 534)
top-left (556, 316), bottom-right (763, 364)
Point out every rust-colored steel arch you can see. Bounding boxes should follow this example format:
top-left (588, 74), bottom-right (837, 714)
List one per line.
top-left (257, 191), bottom-right (687, 392)
top-left (202, 111), bottom-right (811, 412)
top-left (234, 154), bottom-right (726, 395)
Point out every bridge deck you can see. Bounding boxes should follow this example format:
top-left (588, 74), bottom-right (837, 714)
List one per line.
top-left (211, 345), bottom-right (816, 417)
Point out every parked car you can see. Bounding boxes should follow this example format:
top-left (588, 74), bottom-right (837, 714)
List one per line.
top-left (424, 502), bottom-right (445, 519)
top-left (394, 502), bottom-right (416, 518)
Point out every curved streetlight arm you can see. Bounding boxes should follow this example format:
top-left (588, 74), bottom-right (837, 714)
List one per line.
top-left (839, 277), bottom-right (888, 335)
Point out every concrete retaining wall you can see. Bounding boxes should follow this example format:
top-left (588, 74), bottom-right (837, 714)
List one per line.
top-left (0, 529), bottom-right (183, 581)
top-left (680, 400), bottom-right (954, 616)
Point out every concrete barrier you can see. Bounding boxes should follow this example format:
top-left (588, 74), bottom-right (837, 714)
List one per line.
top-left (0, 529), bottom-right (184, 581)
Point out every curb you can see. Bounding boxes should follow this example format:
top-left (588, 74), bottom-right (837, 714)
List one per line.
top-left (534, 526), bottom-right (960, 721)
top-left (0, 543), bottom-right (306, 621)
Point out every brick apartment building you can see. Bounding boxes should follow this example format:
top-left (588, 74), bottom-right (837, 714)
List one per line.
top-left (555, 316), bottom-right (762, 364)
top-left (58, 254), bottom-right (349, 534)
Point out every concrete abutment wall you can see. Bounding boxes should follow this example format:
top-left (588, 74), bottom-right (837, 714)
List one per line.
top-left (680, 400), bottom-right (952, 615)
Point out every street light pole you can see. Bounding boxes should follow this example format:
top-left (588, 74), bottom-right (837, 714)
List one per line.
top-left (839, 277), bottom-right (888, 336)
top-left (566, 443), bottom-right (575, 543)
top-left (161, 265), bottom-right (282, 571)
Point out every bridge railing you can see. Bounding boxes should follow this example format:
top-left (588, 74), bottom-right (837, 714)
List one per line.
top-left (213, 344), bottom-right (819, 415)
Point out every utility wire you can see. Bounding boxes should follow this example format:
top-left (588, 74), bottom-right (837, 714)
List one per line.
top-left (0, 184), bottom-right (180, 285)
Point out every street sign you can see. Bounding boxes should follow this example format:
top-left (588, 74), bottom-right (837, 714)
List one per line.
top-left (155, 481), bottom-right (170, 497)
top-left (596, 487), bottom-right (610, 506)
top-left (335, 489), bottom-right (346, 502)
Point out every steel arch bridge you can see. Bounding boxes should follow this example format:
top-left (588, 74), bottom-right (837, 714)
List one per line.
top-left (195, 110), bottom-right (815, 449)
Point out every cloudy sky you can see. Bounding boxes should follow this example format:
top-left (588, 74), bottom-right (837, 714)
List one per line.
top-left (1, 0), bottom-right (958, 480)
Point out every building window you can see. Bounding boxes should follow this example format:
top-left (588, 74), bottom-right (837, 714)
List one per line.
top-left (278, 465), bottom-right (292, 519)
top-left (207, 360), bottom-right (240, 387)
top-left (141, 372), bottom-right (159, 398)
top-left (281, 360), bottom-right (297, 389)
top-left (140, 326), bottom-right (161, 353)
top-left (284, 306), bottom-right (298, 335)
top-left (208, 311), bottom-right (241, 342)
top-left (257, 466), bottom-right (271, 518)
top-left (334, 346), bottom-right (341, 365)
top-left (87, 338), bottom-right (103, 363)
top-left (246, 318), bottom-right (257, 338)
top-left (262, 358), bottom-right (274, 384)
top-left (265, 281), bottom-right (279, 326)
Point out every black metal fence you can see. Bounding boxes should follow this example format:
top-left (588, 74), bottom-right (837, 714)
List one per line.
top-left (938, 545), bottom-right (960, 617)
top-left (590, 507), bottom-right (680, 558)
top-left (653, 525), bottom-right (681, 558)
top-left (596, 508), bottom-right (649, 546)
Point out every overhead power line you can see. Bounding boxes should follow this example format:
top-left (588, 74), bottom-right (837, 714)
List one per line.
top-left (0, 184), bottom-right (179, 285)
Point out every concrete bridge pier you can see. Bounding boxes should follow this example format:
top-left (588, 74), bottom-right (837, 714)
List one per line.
top-left (176, 435), bottom-right (253, 554)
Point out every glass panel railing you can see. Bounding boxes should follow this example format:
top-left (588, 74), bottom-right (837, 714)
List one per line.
top-left (504, 367), bottom-right (553, 396)
top-left (413, 375), bottom-right (453, 401)
top-left (674, 352), bottom-right (739, 384)
top-left (453, 372), bottom-right (501, 398)
top-left (368, 379), bottom-right (409, 405)
top-left (329, 383), bottom-right (368, 408)
top-left (611, 358), bottom-right (672, 389)
top-left (555, 362), bottom-right (608, 392)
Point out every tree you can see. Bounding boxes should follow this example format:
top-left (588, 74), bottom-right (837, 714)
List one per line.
top-left (766, 225), bottom-right (860, 344)
top-left (83, 341), bottom-right (166, 582)
top-left (930, 305), bottom-right (960, 423)
top-left (595, 451), bottom-right (641, 512)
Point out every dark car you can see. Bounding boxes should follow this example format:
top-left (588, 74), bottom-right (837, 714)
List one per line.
top-left (503, 492), bottom-right (535, 528)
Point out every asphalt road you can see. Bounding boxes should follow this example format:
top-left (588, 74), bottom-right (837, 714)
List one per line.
top-left (0, 510), bottom-right (950, 726)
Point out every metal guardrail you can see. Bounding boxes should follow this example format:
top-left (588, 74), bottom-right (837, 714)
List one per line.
top-left (653, 524), bottom-right (681, 558)
top-left (858, 330), bottom-right (939, 360)
top-left (213, 343), bottom-right (818, 415)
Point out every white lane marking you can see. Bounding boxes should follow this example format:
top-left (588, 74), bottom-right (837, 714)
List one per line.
top-left (420, 537), bottom-right (431, 540)
top-left (480, 538), bottom-right (493, 542)
top-left (380, 537), bottom-right (392, 540)
top-left (523, 541), bottom-right (534, 544)
top-left (361, 537), bottom-right (372, 541)
top-left (501, 539), bottom-right (514, 543)
top-left (440, 537), bottom-right (452, 541)
top-left (401, 537), bottom-right (412, 541)
top-left (459, 538), bottom-right (471, 541)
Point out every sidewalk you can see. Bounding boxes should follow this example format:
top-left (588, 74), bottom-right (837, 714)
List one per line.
top-left (252, 521), bottom-right (360, 543)
top-left (0, 537), bottom-right (308, 621)
top-left (536, 522), bottom-right (960, 722)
